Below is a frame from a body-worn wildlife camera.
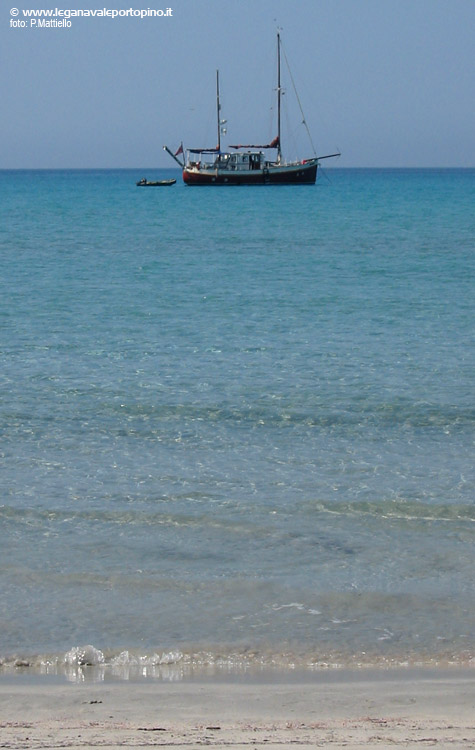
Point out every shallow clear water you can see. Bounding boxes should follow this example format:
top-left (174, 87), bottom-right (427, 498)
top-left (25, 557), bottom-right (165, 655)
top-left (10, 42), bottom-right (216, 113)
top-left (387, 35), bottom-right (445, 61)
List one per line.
top-left (1, 168), bottom-right (474, 674)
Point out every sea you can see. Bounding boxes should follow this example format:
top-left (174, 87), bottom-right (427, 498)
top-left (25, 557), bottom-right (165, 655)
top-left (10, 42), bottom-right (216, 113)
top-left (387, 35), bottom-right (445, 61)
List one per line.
top-left (1, 167), bottom-right (474, 681)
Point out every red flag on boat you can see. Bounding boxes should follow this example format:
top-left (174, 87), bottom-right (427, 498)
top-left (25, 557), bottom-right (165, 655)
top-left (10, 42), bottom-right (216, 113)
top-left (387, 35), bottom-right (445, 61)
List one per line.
top-left (175, 143), bottom-right (184, 156)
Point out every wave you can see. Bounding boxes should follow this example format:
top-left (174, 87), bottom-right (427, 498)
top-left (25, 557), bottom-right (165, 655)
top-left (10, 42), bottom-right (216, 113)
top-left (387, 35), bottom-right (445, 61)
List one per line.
top-left (2, 492), bottom-right (474, 531)
top-left (0, 503), bottom-right (263, 536)
top-left (2, 398), bottom-right (474, 442)
top-left (1, 643), bottom-right (474, 682)
top-left (308, 498), bottom-right (475, 523)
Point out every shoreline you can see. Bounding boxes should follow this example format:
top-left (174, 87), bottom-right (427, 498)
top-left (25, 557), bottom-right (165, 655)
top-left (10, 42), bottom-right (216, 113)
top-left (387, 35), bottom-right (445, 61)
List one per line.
top-left (0, 659), bottom-right (475, 686)
top-left (1, 647), bottom-right (474, 689)
top-left (1, 641), bottom-right (474, 680)
top-left (1, 668), bottom-right (474, 748)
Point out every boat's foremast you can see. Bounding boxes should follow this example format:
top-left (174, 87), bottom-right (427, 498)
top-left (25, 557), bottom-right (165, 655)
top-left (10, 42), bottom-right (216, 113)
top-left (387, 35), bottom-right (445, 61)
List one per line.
top-left (216, 70), bottom-right (221, 152)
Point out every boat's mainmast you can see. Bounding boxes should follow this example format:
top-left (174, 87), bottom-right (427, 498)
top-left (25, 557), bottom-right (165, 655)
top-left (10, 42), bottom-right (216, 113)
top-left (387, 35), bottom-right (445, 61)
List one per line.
top-left (216, 70), bottom-right (221, 152)
top-left (277, 32), bottom-right (282, 163)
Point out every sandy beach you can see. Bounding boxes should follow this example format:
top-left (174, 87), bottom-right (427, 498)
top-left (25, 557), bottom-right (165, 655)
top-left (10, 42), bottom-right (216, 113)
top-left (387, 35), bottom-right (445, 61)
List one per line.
top-left (0, 669), bottom-right (474, 749)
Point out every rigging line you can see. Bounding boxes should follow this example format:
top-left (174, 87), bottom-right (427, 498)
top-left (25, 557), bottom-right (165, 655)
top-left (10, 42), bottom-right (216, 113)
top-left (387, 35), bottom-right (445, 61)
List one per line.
top-left (320, 166), bottom-right (333, 185)
top-left (280, 40), bottom-right (317, 157)
top-left (283, 98), bottom-right (299, 161)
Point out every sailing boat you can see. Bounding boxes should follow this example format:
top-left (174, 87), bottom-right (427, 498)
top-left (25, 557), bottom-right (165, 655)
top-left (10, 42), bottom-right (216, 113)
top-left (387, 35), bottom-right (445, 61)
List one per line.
top-left (164, 33), bottom-right (339, 185)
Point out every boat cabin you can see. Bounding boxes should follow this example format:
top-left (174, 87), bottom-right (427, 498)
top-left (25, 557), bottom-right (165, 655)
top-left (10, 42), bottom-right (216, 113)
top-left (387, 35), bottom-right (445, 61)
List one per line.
top-left (187, 150), bottom-right (266, 172)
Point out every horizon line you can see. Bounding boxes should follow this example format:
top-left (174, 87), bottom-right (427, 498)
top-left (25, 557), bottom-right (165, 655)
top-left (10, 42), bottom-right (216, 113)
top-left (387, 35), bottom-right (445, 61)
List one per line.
top-left (1, 165), bottom-right (474, 171)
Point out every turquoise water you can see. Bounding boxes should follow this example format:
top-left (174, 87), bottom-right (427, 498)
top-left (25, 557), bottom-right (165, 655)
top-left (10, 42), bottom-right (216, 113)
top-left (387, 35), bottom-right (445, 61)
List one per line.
top-left (1, 168), bottom-right (474, 675)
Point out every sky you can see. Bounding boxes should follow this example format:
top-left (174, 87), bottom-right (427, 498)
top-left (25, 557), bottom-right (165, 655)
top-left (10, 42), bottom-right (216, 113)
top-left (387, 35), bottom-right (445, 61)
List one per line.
top-left (1, 0), bottom-right (474, 168)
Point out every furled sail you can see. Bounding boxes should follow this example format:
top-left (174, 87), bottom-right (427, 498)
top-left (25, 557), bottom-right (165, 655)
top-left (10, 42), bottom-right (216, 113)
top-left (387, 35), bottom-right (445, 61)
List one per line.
top-left (229, 136), bottom-right (280, 150)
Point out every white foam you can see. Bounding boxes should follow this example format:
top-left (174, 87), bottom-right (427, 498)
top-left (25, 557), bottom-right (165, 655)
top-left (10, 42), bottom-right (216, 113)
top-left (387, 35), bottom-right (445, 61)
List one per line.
top-left (63, 645), bottom-right (105, 667)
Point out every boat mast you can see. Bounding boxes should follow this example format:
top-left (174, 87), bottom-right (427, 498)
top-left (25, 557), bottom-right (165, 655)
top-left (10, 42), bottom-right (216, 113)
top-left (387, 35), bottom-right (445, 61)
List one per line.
top-left (277, 32), bottom-right (282, 163)
top-left (216, 70), bottom-right (221, 152)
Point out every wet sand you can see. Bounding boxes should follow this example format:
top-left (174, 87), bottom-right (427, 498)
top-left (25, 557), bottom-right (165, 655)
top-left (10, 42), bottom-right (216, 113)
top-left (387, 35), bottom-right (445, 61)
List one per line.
top-left (0, 669), bottom-right (474, 748)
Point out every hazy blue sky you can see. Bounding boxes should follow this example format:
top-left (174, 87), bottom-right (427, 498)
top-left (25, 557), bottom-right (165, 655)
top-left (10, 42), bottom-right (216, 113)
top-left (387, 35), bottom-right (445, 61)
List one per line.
top-left (2, 0), bottom-right (474, 168)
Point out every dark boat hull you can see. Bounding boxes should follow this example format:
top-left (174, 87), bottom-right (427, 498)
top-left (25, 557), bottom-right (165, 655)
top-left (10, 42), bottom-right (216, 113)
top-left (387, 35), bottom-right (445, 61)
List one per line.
top-left (136, 179), bottom-right (176, 186)
top-left (183, 160), bottom-right (317, 185)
